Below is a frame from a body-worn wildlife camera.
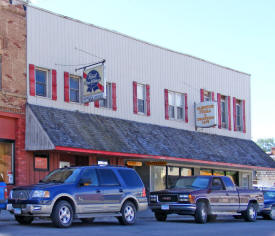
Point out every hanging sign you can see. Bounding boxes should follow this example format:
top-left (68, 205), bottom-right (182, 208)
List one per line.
top-left (82, 63), bottom-right (105, 103)
top-left (195, 101), bottom-right (217, 128)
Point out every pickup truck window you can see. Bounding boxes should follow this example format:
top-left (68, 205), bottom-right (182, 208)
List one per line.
top-left (97, 169), bottom-right (120, 186)
top-left (222, 177), bottom-right (236, 191)
top-left (211, 178), bottom-right (225, 190)
top-left (175, 176), bottom-right (210, 189)
top-left (41, 168), bottom-right (81, 183)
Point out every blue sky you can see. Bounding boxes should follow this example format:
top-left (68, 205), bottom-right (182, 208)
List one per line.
top-left (31, 0), bottom-right (275, 141)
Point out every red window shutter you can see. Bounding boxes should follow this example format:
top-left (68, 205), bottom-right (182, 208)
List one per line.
top-left (94, 100), bottom-right (99, 108)
top-left (242, 100), bottom-right (246, 133)
top-left (233, 97), bottom-right (237, 131)
top-left (146, 84), bottom-right (150, 116)
top-left (164, 89), bottom-right (169, 120)
top-left (133, 81), bottom-right (137, 114)
top-left (52, 69), bottom-right (57, 100)
top-left (211, 92), bottom-right (215, 101)
top-left (184, 93), bottom-right (188, 123)
top-left (200, 89), bottom-right (204, 102)
top-left (112, 83), bottom-right (117, 111)
top-left (84, 102), bottom-right (89, 106)
top-left (217, 93), bottom-right (221, 129)
top-left (64, 72), bottom-right (69, 102)
top-left (29, 64), bottom-right (35, 96)
top-left (227, 96), bottom-right (231, 130)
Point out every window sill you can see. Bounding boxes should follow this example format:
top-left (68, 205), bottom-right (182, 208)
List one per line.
top-left (167, 118), bottom-right (186, 123)
top-left (98, 106), bottom-right (113, 110)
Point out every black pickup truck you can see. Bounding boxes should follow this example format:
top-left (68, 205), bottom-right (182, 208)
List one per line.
top-left (149, 175), bottom-right (264, 223)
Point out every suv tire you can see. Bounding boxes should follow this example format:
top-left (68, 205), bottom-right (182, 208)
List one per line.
top-left (155, 212), bottom-right (167, 221)
top-left (80, 218), bottom-right (95, 223)
top-left (243, 203), bottom-right (257, 222)
top-left (263, 206), bottom-right (275, 220)
top-left (118, 201), bottom-right (136, 225)
top-left (195, 201), bottom-right (208, 224)
top-left (15, 215), bottom-right (34, 225)
top-left (51, 200), bottom-right (73, 228)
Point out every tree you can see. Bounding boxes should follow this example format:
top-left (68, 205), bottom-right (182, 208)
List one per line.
top-left (256, 138), bottom-right (275, 153)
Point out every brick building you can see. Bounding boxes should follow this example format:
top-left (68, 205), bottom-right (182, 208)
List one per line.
top-left (0, 0), bottom-right (29, 190)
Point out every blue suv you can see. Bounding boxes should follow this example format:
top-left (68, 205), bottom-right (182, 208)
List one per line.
top-left (7, 166), bottom-right (148, 227)
top-left (260, 188), bottom-right (275, 220)
top-left (0, 175), bottom-right (7, 213)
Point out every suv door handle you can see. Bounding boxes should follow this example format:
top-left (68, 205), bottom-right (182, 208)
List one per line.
top-left (96, 190), bottom-right (101, 193)
top-left (119, 189), bottom-right (123, 193)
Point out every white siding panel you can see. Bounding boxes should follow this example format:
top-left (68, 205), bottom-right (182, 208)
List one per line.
top-left (27, 7), bottom-right (251, 140)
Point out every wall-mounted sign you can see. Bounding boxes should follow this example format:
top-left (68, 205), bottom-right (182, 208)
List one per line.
top-left (195, 101), bottom-right (217, 128)
top-left (82, 63), bottom-right (105, 103)
top-left (146, 161), bottom-right (167, 166)
top-left (126, 161), bottom-right (143, 167)
top-left (34, 156), bottom-right (49, 171)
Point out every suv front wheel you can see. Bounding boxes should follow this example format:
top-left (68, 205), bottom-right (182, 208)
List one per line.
top-left (118, 201), bottom-right (136, 225)
top-left (51, 200), bottom-right (74, 228)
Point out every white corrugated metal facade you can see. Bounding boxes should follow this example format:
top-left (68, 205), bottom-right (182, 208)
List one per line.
top-left (26, 6), bottom-right (251, 140)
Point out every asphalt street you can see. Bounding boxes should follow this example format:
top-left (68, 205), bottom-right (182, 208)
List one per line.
top-left (0, 212), bottom-right (275, 236)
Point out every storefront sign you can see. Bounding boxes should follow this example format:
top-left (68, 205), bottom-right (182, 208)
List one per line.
top-left (34, 156), bottom-right (48, 170)
top-left (126, 161), bottom-right (142, 167)
top-left (146, 161), bottom-right (167, 166)
top-left (195, 101), bottom-right (217, 128)
top-left (82, 64), bottom-right (105, 103)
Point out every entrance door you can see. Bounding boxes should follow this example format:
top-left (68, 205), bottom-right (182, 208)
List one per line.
top-left (75, 156), bottom-right (89, 166)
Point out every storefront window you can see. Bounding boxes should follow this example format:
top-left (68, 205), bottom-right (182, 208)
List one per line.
top-left (150, 166), bottom-right (166, 191)
top-left (213, 170), bottom-right (225, 176)
top-left (0, 141), bottom-right (14, 184)
top-left (200, 169), bottom-right (212, 176)
top-left (181, 168), bottom-right (192, 176)
top-left (167, 166), bottom-right (179, 188)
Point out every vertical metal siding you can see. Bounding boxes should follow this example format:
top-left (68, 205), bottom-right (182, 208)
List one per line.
top-left (27, 7), bottom-right (251, 140)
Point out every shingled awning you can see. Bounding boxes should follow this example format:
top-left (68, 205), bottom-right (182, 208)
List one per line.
top-left (25, 104), bottom-right (275, 170)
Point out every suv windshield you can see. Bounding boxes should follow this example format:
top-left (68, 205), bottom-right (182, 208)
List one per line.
top-left (41, 168), bottom-right (81, 184)
top-left (175, 176), bottom-right (210, 190)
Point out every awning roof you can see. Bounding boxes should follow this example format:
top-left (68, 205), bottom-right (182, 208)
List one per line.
top-left (26, 104), bottom-right (275, 170)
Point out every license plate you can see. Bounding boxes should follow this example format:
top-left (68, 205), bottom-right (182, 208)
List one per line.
top-left (14, 208), bottom-right (22, 215)
top-left (161, 205), bottom-right (169, 210)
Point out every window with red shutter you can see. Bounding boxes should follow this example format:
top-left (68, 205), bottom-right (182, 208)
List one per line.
top-left (200, 89), bottom-right (204, 102)
top-left (146, 84), bottom-right (150, 116)
top-left (64, 72), bottom-right (69, 102)
top-left (217, 93), bottom-right (221, 129)
top-left (52, 69), bottom-right (57, 100)
top-left (233, 97), bottom-right (237, 131)
top-left (184, 93), bottom-right (188, 123)
top-left (112, 83), bottom-right (117, 111)
top-left (29, 64), bottom-right (35, 96)
top-left (242, 100), bottom-right (246, 133)
top-left (133, 81), bottom-right (137, 114)
top-left (164, 89), bottom-right (169, 120)
top-left (227, 96), bottom-right (231, 130)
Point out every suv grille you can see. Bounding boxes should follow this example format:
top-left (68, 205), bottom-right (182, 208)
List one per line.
top-left (12, 190), bottom-right (31, 200)
top-left (158, 194), bottom-right (178, 202)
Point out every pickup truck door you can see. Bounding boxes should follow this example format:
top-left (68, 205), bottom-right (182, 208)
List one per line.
top-left (97, 169), bottom-right (124, 212)
top-left (75, 168), bottom-right (105, 213)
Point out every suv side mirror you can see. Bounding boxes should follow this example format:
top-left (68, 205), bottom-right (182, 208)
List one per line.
top-left (79, 178), bottom-right (92, 186)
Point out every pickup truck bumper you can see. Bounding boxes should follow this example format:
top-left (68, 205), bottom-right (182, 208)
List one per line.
top-left (7, 203), bottom-right (52, 216)
top-left (149, 203), bottom-right (196, 215)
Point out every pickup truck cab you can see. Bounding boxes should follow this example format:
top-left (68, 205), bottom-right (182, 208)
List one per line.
top-left (0, 175), bottom-right (7, 213)
top-left (149, 175), bottom-right (264, 223)
top-left (7, 166), bottom-right (148, 228)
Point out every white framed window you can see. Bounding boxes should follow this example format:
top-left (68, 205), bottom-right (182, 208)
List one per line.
top-left (35, 67), bottom-right (51, 98)
top-left (236, 100), bottom-right (242, 131)
top-left (221, 96), bottom-right (227, 128)
top-left (69, 75), bottom-right (80, 103)
top-left (168, 91), bottom-right (185, 121)
top-left (204, 90), bottom-right (212, 101)
top-left (137, 83), bottom-right (146, 114)
top-left (99, 82), bottom-right (112, 109)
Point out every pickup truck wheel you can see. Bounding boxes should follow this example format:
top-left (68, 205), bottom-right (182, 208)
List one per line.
top-left (243, 203), bottom-right (257, 222)
top-left (15, 215), bottom-right (34, 225)
top-left (118, 201), bottom-right (136, 225)
top-left (51, 200), bottom-right (73, 228)
top-left (195, 202), bottom-right (208, 224)
top-left (155, 212), bottom-right (167, 221)
top-left (80, 218), bottom-right (95, 223)
top-left (263, 206), bottom-right (275, 220)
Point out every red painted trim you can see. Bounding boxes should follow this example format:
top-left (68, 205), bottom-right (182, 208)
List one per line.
top-left (52, 69), bottom-right (57, 100)
top-left (217, 93), bottom-right (221, 129)
top-left (54, 146), bottom-right (275, 171)
top-left (94, 100), bottom-right (99, 108)
top-left (133, 81), bottom-right (137, 114)
top-left (242, 100), bottom-right (246, 133)
top-left (0, 111), bottom-right (21, 119)
top-left (146, 84), bottom-right (150, 116)
top-left (84, 102), bottom-right (89, 106)
top-left (64, 72), bottom-right (69, 102)
top-left (200, 89), bottom-right (204, 102)
top-left (211, 92), bottom-right (215, 101)
top-left (164, 89), bottom-right (169, 120)
top-left (29, 64), bottom-right (35, 96)
top-left (233, 97), bottom-right (237, 131)
top-left (184, 93), bottom-right (188, 123)
top-left (228, 96), bottom-right (231, 131)
top-left (112, 83), bottom-right (117, 111)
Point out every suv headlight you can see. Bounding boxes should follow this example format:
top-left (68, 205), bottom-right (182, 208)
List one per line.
top-left (150, 195), bottom-right (158, 202)
top-left (32, 190), bottom-right (50, 198)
